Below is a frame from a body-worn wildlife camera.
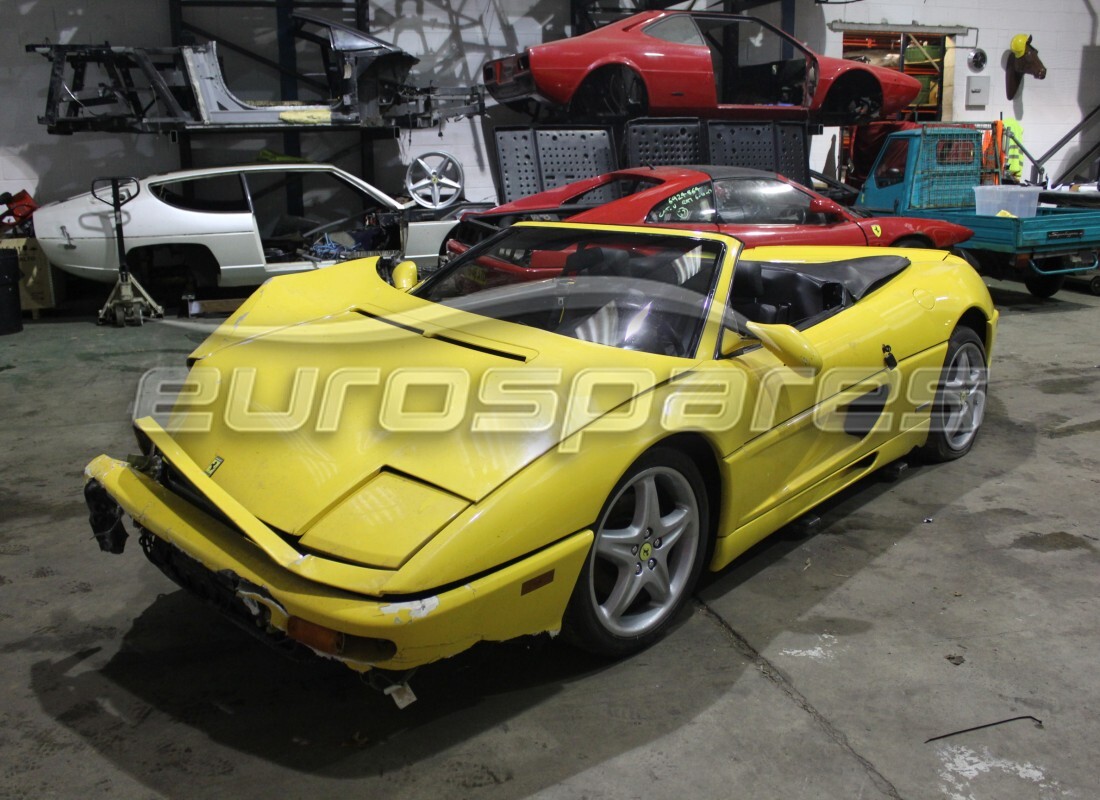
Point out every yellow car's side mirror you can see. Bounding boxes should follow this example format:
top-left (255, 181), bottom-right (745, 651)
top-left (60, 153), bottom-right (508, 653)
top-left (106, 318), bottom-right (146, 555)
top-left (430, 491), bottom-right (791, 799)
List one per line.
top-left (392, 260), bottom-right (419, 291)
top-left (719, 326), bottom-right (746, 358)
top-left (745, 321), bottom-right (823, 374)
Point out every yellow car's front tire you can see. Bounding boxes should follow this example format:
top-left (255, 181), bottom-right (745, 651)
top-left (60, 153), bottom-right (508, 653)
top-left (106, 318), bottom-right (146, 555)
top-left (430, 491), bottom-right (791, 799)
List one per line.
top-left (562, 447), bottom-right (709, 657)
top-left (918, 326), bottom-right (988, 462)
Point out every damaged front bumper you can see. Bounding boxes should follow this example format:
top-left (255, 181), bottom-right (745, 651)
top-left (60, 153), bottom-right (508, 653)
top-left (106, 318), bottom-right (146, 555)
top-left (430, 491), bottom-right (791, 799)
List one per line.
top-left (82, 443), bottom-right (592, 673)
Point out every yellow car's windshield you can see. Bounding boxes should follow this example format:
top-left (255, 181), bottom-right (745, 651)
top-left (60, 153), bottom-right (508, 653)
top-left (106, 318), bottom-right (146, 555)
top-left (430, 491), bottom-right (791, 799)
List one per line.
top-left (416, 227), bottom-right (724, 358)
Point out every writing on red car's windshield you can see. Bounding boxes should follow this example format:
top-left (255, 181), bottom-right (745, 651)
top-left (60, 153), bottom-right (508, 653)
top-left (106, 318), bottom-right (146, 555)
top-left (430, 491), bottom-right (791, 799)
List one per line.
top-left (648, 184), bottom-right (715, 223)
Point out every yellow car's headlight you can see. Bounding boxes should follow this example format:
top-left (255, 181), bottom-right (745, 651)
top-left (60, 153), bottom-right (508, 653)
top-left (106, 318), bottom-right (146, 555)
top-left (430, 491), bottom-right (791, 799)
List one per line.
top-left (297, 470), bottom-right (468, 570)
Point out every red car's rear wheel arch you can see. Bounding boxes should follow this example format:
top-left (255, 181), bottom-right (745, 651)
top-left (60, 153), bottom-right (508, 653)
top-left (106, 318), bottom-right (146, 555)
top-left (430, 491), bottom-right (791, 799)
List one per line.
top-left (568, 65), bottom-right (649, 121)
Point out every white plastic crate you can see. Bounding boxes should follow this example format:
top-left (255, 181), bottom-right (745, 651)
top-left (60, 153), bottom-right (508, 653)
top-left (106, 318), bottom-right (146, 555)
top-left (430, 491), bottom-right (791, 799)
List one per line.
top-left (973, 185), bottom-right (1042, 217)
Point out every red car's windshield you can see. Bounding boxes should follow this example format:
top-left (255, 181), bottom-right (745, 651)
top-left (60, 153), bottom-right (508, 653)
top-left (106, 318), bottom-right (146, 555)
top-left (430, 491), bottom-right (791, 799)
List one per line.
top-left (644, 177), bottom-right (833, 226)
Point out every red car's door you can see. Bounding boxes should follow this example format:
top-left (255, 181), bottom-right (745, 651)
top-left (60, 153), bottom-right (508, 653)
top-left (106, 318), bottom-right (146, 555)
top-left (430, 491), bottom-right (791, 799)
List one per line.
top-left (712, 177), bottom-right (868, 247)
top-left (691, 15), bottom-right (814, 118)
top-left (631, 16), bottom-right (718, 112)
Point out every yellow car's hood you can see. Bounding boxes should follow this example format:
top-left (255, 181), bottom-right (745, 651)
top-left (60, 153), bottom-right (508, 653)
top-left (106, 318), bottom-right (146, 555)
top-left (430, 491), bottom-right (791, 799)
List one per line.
top-left (164, 261), bottom-right (690, 542)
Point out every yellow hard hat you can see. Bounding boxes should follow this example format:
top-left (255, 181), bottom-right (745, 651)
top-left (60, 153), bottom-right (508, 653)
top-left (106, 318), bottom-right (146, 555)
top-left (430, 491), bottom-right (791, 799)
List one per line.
top-left (1010, 34), bottom-right (1031, 58)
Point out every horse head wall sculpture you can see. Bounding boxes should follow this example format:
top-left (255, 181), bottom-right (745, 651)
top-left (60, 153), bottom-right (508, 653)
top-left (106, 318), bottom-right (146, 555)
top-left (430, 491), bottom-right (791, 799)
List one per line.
top-left (1007, 34), bottom-right (1047, 100)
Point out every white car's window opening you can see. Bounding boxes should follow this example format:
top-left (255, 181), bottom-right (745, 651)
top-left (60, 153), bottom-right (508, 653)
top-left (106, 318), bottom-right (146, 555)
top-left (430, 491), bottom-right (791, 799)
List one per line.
top-left (151, 174), bottom-right (250, 214)
top-left (243, 171), bottom-right (401, 263)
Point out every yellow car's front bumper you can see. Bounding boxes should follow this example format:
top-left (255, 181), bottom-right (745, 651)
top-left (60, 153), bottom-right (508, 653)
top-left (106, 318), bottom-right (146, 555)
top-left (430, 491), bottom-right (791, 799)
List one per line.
top-left (84, 453), bottom-right (592, 672)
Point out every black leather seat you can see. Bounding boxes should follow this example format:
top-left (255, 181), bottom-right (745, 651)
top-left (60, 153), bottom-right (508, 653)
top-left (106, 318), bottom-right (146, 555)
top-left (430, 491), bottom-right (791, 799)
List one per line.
top-left (564, 246), bottom-right (630, 277)
top-left (730, 260), bottom-right (784, 324)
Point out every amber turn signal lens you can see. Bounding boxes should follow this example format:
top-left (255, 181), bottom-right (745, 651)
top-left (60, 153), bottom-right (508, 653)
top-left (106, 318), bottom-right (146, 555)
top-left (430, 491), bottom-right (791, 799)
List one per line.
top-left (287, 616), bottom-right (344, 654)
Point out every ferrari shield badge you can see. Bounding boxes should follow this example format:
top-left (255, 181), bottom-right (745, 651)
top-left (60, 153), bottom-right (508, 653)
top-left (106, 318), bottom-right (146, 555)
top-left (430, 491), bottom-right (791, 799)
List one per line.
top-left (205, 455), bottom-right (225, 477)
top-left (871, 224), bottom-right (883, 238)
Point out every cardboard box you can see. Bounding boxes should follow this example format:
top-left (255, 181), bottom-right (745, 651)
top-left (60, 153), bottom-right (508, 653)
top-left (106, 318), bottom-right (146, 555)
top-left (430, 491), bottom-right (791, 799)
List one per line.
top-left (0, 238), bottom-right (57, 315)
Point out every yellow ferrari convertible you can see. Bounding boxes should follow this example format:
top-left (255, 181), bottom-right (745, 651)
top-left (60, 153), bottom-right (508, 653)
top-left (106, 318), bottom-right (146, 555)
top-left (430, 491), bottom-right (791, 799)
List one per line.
top-left (84, 222), bottom-right (997, 686)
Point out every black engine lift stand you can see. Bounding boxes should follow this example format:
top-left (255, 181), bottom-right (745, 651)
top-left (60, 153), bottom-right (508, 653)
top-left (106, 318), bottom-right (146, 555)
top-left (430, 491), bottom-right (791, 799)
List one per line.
top-left (92, 176), bottom-right (164, 326)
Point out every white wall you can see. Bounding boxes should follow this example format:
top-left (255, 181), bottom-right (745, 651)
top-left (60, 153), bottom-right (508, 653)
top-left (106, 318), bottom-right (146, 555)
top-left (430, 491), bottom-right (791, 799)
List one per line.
top-left (3, 0), bottom-right (1098, 212)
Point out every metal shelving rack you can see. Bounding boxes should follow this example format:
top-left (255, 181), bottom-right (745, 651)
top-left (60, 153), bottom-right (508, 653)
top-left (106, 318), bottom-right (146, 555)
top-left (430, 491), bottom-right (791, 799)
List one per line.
top-left (841, 31), bottom-right (946, 122)
top-left (165, 0), bottom-right (379, 176)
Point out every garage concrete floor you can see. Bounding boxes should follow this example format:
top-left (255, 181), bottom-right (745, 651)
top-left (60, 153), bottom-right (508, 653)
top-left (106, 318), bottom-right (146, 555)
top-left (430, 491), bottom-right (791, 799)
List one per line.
top-left (2, 278), bottom-right (1098, 800)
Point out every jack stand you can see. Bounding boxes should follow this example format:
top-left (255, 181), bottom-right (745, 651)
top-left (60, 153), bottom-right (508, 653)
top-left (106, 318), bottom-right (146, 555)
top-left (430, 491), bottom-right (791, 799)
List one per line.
top-left (178, 292), bottom-right (245, 319)
top-left (90, 176), bottom-right (164, 327)
top-left (879, 460), bottom-right (911, 483)
top-left (98, 272), bottom-right (164, 327)
top-left (789, 513), bottom-right (821, 537)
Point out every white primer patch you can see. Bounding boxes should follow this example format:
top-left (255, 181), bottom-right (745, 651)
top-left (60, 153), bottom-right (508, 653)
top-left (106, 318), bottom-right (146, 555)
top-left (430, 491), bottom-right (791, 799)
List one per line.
top-left (380, 596), bottom-right (440, 620)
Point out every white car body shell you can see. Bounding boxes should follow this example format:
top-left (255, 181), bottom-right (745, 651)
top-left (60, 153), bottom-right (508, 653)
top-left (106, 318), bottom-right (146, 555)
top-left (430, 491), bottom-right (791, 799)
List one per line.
top-left (34, 163), bottom-right (460, 287)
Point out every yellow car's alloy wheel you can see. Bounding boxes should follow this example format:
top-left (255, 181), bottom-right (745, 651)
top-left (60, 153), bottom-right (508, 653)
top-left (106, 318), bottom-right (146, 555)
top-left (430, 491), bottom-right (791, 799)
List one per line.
top-left (920, 326), bottom-right (988, 462)
top-left (565, 447), bottom-right (709, 656)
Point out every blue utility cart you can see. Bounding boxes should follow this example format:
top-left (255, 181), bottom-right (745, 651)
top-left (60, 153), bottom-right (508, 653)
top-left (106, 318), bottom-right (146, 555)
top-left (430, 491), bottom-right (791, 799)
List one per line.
top-left (856, 126), bottom-right (1100, 297)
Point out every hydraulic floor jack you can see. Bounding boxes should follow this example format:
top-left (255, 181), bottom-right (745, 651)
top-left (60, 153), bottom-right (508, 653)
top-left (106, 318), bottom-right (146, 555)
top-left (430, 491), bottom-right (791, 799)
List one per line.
top-left (92, 177), bottom-right (163, 326)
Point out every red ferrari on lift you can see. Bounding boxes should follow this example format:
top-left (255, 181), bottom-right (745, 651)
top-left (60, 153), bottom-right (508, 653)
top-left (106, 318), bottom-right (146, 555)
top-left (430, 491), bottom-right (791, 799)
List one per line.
top-left (442, 166), bottom-right (973, 261)
top-left (483, 10), bottom-right (920, 123)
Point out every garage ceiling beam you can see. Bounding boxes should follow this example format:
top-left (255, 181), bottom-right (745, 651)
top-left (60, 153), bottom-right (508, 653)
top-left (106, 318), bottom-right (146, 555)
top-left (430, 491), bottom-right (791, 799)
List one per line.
top-left (828, 21), bottom-right (971, 36)
top-left (572, 0), bottom-right (793, 34)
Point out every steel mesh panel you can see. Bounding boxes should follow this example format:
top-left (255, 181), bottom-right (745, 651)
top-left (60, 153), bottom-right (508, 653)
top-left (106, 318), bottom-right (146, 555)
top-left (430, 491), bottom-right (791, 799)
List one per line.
top-left (494, 119), bottom-right (811, 202)
top-left (707, 123), bottom-right (775, 172)
top-left (774, 123), bottom-right (809, 185)
top-left (494, 128), bottom-right (542, 203)
top-left (535, 129), bottom-right (615, 192)
top-left (706, 121), bottom-right (809, 183)
top-left (493, 127), bottom-right (616, 202)
top-left (624, 118), bottom-right (704, 167)
top-left (910, 128), bottom-right (983, 209)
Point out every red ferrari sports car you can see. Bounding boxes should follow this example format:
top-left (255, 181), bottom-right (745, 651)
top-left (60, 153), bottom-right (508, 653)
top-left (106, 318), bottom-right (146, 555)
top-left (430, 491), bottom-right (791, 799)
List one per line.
top-left (483, 11), bottom-right (921, 124)
top-left (443, 166), bottom-right (973, 260)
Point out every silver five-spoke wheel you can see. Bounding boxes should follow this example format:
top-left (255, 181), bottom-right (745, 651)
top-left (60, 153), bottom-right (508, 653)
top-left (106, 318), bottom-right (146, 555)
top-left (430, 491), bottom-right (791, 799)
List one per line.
top-left (920, 326), bottom-right (988, 462)
top-left (941, 340), bottom-right (986, 451)
top-left (405, 151), bottom-right (464, 209)
top-left (564, 448), bottom-right (709, 656)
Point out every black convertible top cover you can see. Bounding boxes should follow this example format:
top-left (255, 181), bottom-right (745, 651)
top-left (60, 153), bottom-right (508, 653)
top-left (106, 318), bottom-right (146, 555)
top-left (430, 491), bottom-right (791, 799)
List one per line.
top-left (744, 254), bottom-right (911, 301)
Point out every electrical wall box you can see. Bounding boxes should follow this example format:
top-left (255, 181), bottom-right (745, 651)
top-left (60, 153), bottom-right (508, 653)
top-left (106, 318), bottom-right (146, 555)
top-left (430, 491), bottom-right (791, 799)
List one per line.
top-left (966, 76), bottom-right (991, 108)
